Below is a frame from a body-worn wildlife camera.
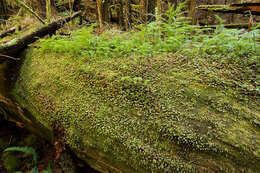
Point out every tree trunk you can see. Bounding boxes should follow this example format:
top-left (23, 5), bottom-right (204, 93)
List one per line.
top-left (73, 0), bottom-right (82, 11)
top-left (188, 0), bottom-right (197, 24)
top-left (102, 0), bottom-right (111, 23)
top-left (141, 0), bottom-right (148, 23)
top-left (148, 0), bottom-right (156, 22)
top-left (123, 0), bottom-right (132, 30)
top-left (0, 0), bottom-right (7, 21)
top-left (96, 0), bottom-right (103, 31)
top-left (157, 0), bottom-right (162, 16)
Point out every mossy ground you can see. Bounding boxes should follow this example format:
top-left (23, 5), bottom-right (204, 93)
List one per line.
top-left (12, 48), bottom-right (260, 172)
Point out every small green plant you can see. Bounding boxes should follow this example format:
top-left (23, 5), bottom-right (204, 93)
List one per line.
top-left (4, 146), bottom-right (52, 173)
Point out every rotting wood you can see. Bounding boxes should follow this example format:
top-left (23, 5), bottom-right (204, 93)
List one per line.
top-left (199, 23), bottom-right (260, 29)
top-left (0, 11), bottom-right (81, 59)
top-left (197, 4), bottom-right (260, 15)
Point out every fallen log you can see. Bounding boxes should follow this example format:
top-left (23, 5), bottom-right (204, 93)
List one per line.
top-left (0, 27), bottom-right (17, 39)
top-left (197, 4), bottom-right (260, 15)
top-left (5, 49), bottom-right (259, 172)
top-left (0, 11), bottom-right (81, 59)
top-left (199, 23), bottom-right (260, 29)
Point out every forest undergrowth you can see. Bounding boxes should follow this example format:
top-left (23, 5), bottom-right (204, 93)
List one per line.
top-left (38, 3), bottom-right (260, 94)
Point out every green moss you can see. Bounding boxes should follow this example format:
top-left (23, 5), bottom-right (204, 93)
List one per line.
top-left (11, 49), bottom-right (260, 172)
top-left (2, 154), bottom-right (22, 172)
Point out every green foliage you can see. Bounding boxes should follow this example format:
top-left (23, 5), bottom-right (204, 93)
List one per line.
top-left (4, 146), bottom-right (37, 166)
top-left (3, 146), bottom-right (52, 173)
top-left (38, 2), bottom-right (259, 68)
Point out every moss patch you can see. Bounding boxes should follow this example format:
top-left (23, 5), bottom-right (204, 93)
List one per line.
top-left (2, 153), bottom-right (22, 172)
top-left (11, 49), bottom-right (260, 172)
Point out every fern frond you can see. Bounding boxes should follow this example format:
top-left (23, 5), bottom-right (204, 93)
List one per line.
top-left (4, 146), bottom-right (37, 166)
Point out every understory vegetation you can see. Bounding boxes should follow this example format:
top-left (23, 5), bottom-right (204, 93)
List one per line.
top-left (39, 4), bottom-right (260, 71)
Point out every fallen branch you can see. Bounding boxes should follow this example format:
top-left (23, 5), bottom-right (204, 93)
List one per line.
top-left (0, 11), bottom-right (81, 58)
top-left (0, 53), bottom-right (20, 60)
top-left (0, 27), bottom-right (17, 39)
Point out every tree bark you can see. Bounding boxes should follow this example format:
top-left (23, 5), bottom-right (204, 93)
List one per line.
top-left (0, 0), bottom-right (7, 20)
top-left (157, 0), bottom-right (162, 16)
top-left (123, 0), bottom-right (132, 30)
top-left (148, 0), bottom-right (156, 22)
top-left (96, 0), bottom-right (103, 31)
top-left (141, 0), bottom-right (148, 23)
top-left (188, 0), bottom-right (197, 24)
top-left (73, 0), bottom-right (82, 11)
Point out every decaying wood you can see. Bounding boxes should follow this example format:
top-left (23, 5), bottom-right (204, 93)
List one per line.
top-left (0, 27), bottom-right (17, 39)
top-left (199, 23), bottom-right (260, 29)
top-left (197, 4), bottom-right (260, 15)
top-left (0, 11), bottom-right (81, 59)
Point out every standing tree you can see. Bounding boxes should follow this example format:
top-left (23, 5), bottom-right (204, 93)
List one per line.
top-left (123, 0), bottom-right (132, 30)
top-left (157, 0), bottom-right (162, 16)
top-left (188, 0), bottom-right (197, 24)
top-left (96, 0), bottom-right (103, 31)
top-left (148, 0), bottom-right (156, 22)
top-left (140, 0), bottom-right (148, 23)
top-left (0, 0), bottom-right (7, 21)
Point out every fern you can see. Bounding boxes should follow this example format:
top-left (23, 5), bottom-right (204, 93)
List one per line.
top-left (4, 146), bottom-right (37, 165)
top-left (4, 146), bottom-right (38, 173)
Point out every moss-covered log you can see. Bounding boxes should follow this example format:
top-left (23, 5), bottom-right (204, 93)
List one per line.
top-left (231, 0), bottom-right (260, 6)
top-left (197, 4), bottom-right (260, 15)
top-left (0, 62), bottom-right (52, 141)
top-left (6, 47), bottom-right (260, 172)
top-left (199, 23), bottom-right (260, 29)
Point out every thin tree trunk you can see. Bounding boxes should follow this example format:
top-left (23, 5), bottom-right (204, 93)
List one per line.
top-left (119, 0), bottom-right (124, 28)
top-left (102, 0), bottom-right (111, 23)
top-left (148, 0), bottom-right (156, 22)
top-left (73, 0), bottom-right (81, 11)
top-left (157, 0), bottom-right (162, 16)
top-left (123, 0), bottom-right (132, 30)
top-left (141, 0), bottom-right (148, 23)
top-left (96, 0), bottom-right (103, 31)
top-left (188, 0), bottom-right (197, 24)
top-left (0, 0), bottom-right (7, 20)
top-left (46, 0), bottom-right (51, 23)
